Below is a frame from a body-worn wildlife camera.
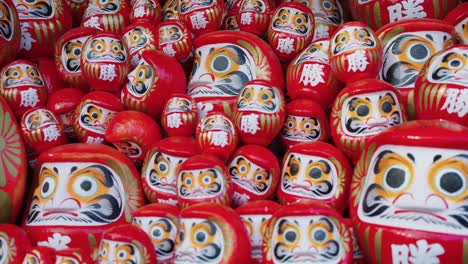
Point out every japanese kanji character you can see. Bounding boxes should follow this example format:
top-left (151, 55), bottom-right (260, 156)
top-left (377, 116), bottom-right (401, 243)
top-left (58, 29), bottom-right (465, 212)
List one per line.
top-left (210, 131), bottom-right (229, 147)
top-left (133, 6), bottom-right (146, 18)
top-left (441, 88), bottom-right (468, 118)
top-left (43, 125), bottom-right (60, 142)
top-left (20, 88), bottom-right (39, 107)
top-left (387, 0), bottom-right (427, 23)
top-left (167, 113), bottom-right (183, 128)
top-left (277, 37), bottom-right (295, 54)
top-left (190, 12), bottom-right (208, 30)
top-left (86, 136), bottom-right (104, 144)
top-left (233, 191), bottom-right (250, 205)
top-left (20, 23), bottom-right (36, 51)
top-left (299, 64), bottom-right (325, 86)
top-left (391, 240), bottom-right (445, 264)
top-left (240, 12), bottom-right (253, 25)
top-left (347, 50), bottom-right (369, 72)
top-left (83, 16), bottom-right (102, 30)
top-left (315, 24), bottom-right (329, 39)
top-left (163, 44), bottom-right (176, 57)
top-left (99, 64), bottom-right (117, 82)
top-left (241, 113), bottom-right (260, 134)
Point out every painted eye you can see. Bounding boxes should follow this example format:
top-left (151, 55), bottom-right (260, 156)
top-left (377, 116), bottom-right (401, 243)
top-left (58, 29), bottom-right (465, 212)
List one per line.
top-left (73, 47), bottom-right (81, 56)
top-left (308, 167), bottom-right (322, 179)
top-left (255, 174), bottom-right (264, 181)
top-left (211, 55), bottom-right (231, 73)
top-left (95, 44), bottom-right (103, 51)
top-left (322, 1), bottom-right (332, 10)
top-left (34, 115), bottom-right (40, 121)
top-left (194, 230), bottom-right (208, 243)
top-left (11, 70), bottom-right (19, 77)
top-left (29, 71), bottom-right (36, 77)
top-left (281, 14), bottom-right (288, 20)
top-left (290, 163), bottom-right (299, 176)
top-left (41, 176), bottom-right (56, 198)
top-left (340, 35), bottom-right (347, 43)
top-left (356, 104), bottom-right (370, 117)
top-left (92, 113), bottom-right (99, 118)
top-left (101, 248), bottom-right (107, 257)
top-left (99, 0), bottom-right (109, 4)
top-left (73, 175), bottom-right (98, 197)
top-left (381, 101), bottom-right (392, 113)
top-left (112, 44), bottom-right (121, 52)
top-left (185, 177), bottom-right (192, 185)
top-left (158, 161), bottom-right (169, 173)
top-left (151, 226), bottom-right (164, 240)
top-left (132, 34), bottom-right (139, 41)
top-left (117, 249), bottom-right (127, 260)
top-left (295, 17), bottom-right (303, 24)
top-left (436, 169), bottom-right (466, 197)
top-left (304, 122), bottom-right (312, 130)
top-left (179, 229), bottom-right (185, 243)
top-left (240, 165), bottom-right (247, 173)
top-left (138, 69), bottom-right (145, 78)
top-left (312, 228), bottom-right (327, 242)
top-left (310, 47), bottom-right (318, 53)
top-left (383, 165), bottom-right (409, 192)
top-left (448, 58), bottom-right (463, 69)
top-left (202, 175), bottom-right (212, 184)
top-left (408, 43), bottom-right (430, 62)
top-left (287, 121), bottom-right (294, 128)
top-left (284, 229), bottom-right (298, 244)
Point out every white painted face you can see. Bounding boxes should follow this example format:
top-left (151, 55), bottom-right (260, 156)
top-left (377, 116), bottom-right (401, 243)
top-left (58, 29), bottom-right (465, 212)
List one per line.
top-left (177, 168), bottom-right (224, 199)
top-left (331, 26), bottom-right (376, 55)
top-left (113, 141), bottom-right (142, 159)
top-left (240, 0), bottom-right (266, 13)
top-left (341, 91), bottom-right (402, 137)
top-left (59, 112), bottom-right (74, 133)
top-left (178, 0), bottom-right (214, 14)
top-left (272, 7), bottom-right (312, 36)
top-left (98, 239), bottom-right (142, 264)
top-left (358, 145), bottom-right (468, 236)
top-left (84, 0), bottom-right (120, 17)
top-left (454, 17), bottom-right (468, 45)
top-left (123, 26), bottom-right (150, 55)
top-left (281, 115), bottom-right (321, 142)
top-left (61, 36), bottom-right (89, 73)
top-left (22, 254), bottom-right (39, 264)
top-left (0, 1), bottom-right (15, 41)
top-left (24, 109), bottom-right (58, 130)
top-left (294, 40), bottom-right (330, 64)
top-left (380, 30), bottom-right (452, 89)
top-left (26, 162), bottom-right (125, 226)
top-left (240, 214), bottom-right (271, 260)
top-left (229, 155), bottom-right (272, 195)
top-left (78, 103), bottom-right (117, 134)
top-left (159, 24), bottom-right (183, 44)
top-left (133, 216), bottom-right (178, 261)
top-left (145, 151), bottom-right (187, 194)
top-left (237, 84), bottom-right (281, 113)
top-left (13, 0), bottom-right (55, 19)
top-left (55, 255), bottom-right (79, 264)
top-left (0, 237), bottom-right (7, 264)
top-left (84, 37), bottom-right (127, 63)
top-left (427, 48), bottom-right (468, 86)
top-left (187, 43), bottom-right (256, 99)
top-left (200, 114), bottom-right (234, 134)
top-left (271, 216), bottom-right (342, 263)
top-left (125, 58), bottom-right (155, 98)
top-left (309, 0), bottom-right (342, 26)
top-left (175, 218), bottom-right (224, 263)
top-left (165, 97), bottom-right (193, 114)
top-left (2, 63), bottom-right (44, 88)
top-left (281, 152), bottom-right (338, 199)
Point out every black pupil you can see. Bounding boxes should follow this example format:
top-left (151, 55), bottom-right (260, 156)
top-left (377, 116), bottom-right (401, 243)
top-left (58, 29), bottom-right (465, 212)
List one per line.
top-left (381, 101), bottom-right (392, 113)
top-left (356, 105), bottom-right (370, 117)
top-left (296, 18), bottom-right (302, 24)
top-left (204, 177), bottom-right (210, 183)
top-left (285, 231), bottom-right (296, 242)
top-left (341, 36), bottom-right (346, 42)
top-left (314, 230), bottom-right (326, 241)
top-left (42, 182), bottom-right (49, 193)
top-left (309, 168), bottom-right (322, 179)
top-left (186, 179), bottom-right (191, 185)
top-left (179, 231), bottom-right (184, 242)
top-left (305, 123), bottom-right (311, 129)
top-left (240, 166), bottom-right (246, 172)
top-left (213, 56), bottom-right (229, 72)
top-left (262, 93), bottom-right (269, 100)
top-left (159, 163), bottom-right (167, 171)
top-left (256, 175), bottom-right (262, 181)
top-left (288, 122), bottom-right (293, 128)
top-left (81, 180), bottom-right (92, 191)
top-left (74, 49), bottom-right (81, 56)
top-left (282, 15), bottom-right (287, 20)
top-left (324, 2), bottom-right (331, 8)
top-left (410, 44), bottom-right (429, 60)
top-left (196, 232), bottom-right (206, 242)
top-left (440, 172), bottom-right (463, 194)
top-left (245, 92), bottom-right (251, 99)
top-left (450, 60), bottom-right (461, 68)
top-left (385, 167), bottom-right (406, 189)
top-left (92, 113), bottom-right (98, 118)
top-left (139, 70), bottom-right (144, 78)
top-left (290, 164), bottom-right (299, 175)
top-left (153, 228), bottom-right (162, 237)
top-left (119, 252), bottom-right (125, 258)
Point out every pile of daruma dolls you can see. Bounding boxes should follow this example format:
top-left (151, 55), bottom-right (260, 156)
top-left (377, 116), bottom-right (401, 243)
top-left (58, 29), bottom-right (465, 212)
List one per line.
top-left (0, 0), bottom-right (467, 263)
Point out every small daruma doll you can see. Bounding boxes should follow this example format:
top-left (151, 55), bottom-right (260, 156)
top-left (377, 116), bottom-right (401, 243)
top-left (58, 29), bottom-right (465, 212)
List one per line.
top-left (262, 201), bottom-right (352, 263)
top-left (279, 98), bottom-right (329, 149)
top-left (233, 79), bottom-right (286, 146)
top-left (97, 224), bottom-right (157, 264)
top-left (195, 111), bottom-right (238, 161)
top-left (132, 203), bottom-right (180, 264)
top-left (157, 20), bottom-right (193, 62)
top-left (175, 203), bottom-right (251, 263)
top-left (236, 0), bottom-right (274, 36)
top-left (278, 142), bottom-right (352, 213)
top-left (121, 49), bottom-right (186, 119)
top-left (414, 45), bottom-right (468, 127)
top-left (330, 21), bottom-right (382, 84)
top-left (228, 145), bottom-right (280, 207)
top-left (105, 110), bottom-right (162, 165)
top-left (73, 91), bottom-right (123, 144)
top-left (236, 200), bottom-right (282, 264)
top-left (81, 0), bottom-right (130, 33)
top-left (267, 2), bottom-right (315, 62)
top-left (80, 32), bottom-right (130, 94)
top-left (444, 3), bottom-right (468, 45)
top-left (141, 137), bottom-right (201, 205)
top-left (350, 120), bottom-right (468, 264)
top-left (161, 94), bottom-right (198, 137)
top-left (0, 59), bottom-right (48, 118)
top-left (20, 107), bottom-right (67, 153)
top-left (330, 79), bottom-right (407, 164)
top-left (121, 21), bottom-right (159, 68)
top-left (0, 224), bottom-right (32, 263)
top-left (129, 0), bottom-right (162, 24)
top-left (23, 143), bottom-right (145, 249)
top-left (177, 0), bottom-right (227, 37)
top-left (177, 154), bottom-right (233, 209)
top-left (0, 0), bottom-right (20, 67)
top-left (54, 27), bottom-right (98, 91)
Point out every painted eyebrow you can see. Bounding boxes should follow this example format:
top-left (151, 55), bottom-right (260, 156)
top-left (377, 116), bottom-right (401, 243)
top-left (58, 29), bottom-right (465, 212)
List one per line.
top-left (373, 150), bottom-right (399, 174)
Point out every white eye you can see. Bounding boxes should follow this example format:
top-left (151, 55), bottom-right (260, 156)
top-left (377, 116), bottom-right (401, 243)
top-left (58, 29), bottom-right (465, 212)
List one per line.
top-left (202, 175), bottom-right (211, 184)
top-left (185, 177), bottom-right (192, 185)
top-left (117, 249), bottom-right (127, 260)
top-left (283, 228), bottom-right (298, 244)
top-left (448, 58), bottom-right (463, 69)
top-left (255, 174), bottom-right (264, 181)
top-left (211, 55), bottom-right (231, 74)
top-left (151, 226), bottom-right (165, 240)
top-left (73, 175), bottom-right (98, 197)
top-left (322, 0), bottom-right (332, 10)
top-left (304, 122), bottom-right (312, 130)
top-left (407, 43), bottom-right (431, 62)
top-left (101, 248), bottom-right (107, 257)
top-left (40, 176), bottom-right (56, 198)
top-left (312, 227), bottom-right (327, 242)
top-left (240, 165), bottom-right (247, 173)
top-left (194, 230), bottom-right (208, 243)
top-left (383, 165), bottom-right (410, 192)
top-left (287, 121), bottom-right (294, 128)
top-left (158, 161), bottom-right (169, 173)
top-left (435, 168), bottom-right (466, 197)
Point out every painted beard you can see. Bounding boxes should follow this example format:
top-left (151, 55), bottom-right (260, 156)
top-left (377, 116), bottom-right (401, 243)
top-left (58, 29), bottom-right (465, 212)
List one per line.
top-left (0, 2), bottom-right (13, 41)
top-left (16, 0), bottom-right (53, 19)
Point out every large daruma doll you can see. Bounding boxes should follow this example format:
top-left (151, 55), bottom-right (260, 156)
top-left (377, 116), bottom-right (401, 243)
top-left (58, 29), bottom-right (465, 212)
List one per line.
top-left (23, 143), bottom-right (145, 249)
top-left (350, 120), bottom-right (468, 263)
